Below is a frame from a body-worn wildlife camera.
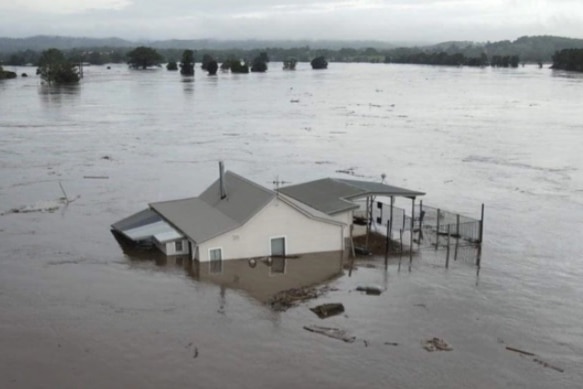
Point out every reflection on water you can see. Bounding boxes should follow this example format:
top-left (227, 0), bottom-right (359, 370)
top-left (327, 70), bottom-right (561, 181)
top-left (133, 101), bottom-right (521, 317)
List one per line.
top-left (181, 77), bottom-right (194, 94)
top-left (118, 236), bottom-right (344, 303)
top-left (38, 83), bottom-right (80, 105)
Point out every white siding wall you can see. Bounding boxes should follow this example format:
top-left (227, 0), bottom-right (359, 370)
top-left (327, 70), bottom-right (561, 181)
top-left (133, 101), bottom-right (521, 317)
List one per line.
top-left (163, 239), bottom-right (189, 256)
top-left (198, 197), bottom-right (344, 262)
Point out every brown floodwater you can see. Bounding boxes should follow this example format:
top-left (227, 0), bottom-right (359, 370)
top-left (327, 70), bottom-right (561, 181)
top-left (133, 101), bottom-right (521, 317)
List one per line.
top-left (1, 63), bottom-right (582, 388)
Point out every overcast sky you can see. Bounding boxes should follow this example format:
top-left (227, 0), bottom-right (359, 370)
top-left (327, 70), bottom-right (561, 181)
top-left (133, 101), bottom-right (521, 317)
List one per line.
top-left (1, 0), bottom-right (582, 43)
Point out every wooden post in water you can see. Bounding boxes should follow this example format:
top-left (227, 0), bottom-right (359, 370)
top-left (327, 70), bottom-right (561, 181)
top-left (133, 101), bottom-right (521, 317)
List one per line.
top-left (384, 221), bottom-right (390, 268)
top-left (398, 228), bottom-right (403, 271)
top-left (409, 197), bottom-right (415, 270)
top-left (418, 200), bottom-right (423, 245)
top-left (435, 208), bottom-right (441, 250)
top-left (389, 196), bottom-right (394, 240)
top-left (365, 196), bottom-right (371, 249)
top-left (455, 214), bottom-right (460, 261)
top-left (477, 203), bottom-right (485, 268)
top-left (446, 224), bottom-right (451, 268)
top-left (349, 224), bottom-right (356, 277)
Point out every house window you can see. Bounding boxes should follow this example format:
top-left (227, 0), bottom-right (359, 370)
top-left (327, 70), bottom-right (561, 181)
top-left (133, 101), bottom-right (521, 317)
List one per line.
top-left (175, 240), bottom-right (183, 252)
top-left (270, 237), bottom-right (286, 274)
top-left (209, 248), bottom-right (222, 274)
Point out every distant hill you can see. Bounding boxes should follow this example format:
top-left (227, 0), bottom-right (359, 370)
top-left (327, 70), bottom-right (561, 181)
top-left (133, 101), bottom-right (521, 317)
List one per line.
top-left (420, 35), bottom-right (583, 62)
top-left (2, 34), bottom-right (583, 64)
top-left (0, 35), bottom-right (398, 53)
top-left (0, 35), bottom-right (132, 52)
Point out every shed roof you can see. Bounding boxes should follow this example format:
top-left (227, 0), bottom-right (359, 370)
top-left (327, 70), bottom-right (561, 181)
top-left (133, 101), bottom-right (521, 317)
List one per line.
top-left (278, 178), bottom-right (424, 215)
top-left (111, 208), bottom-right (161, 232)
top-left (150, 171), bottom-right (276, 244)
top-left (124, 220), bottom-right (182, 242)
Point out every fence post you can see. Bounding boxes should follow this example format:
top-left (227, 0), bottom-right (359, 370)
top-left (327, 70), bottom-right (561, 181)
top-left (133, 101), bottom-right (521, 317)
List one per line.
top-left (446, 224), bottom-right (451, 268)
top-left (384, 221), bottom-right (390, 267)
top-left (418, 200), bottom-right (423, 245)
top-left (455, 214), bottom-right (460, 261)
top-left (477, 203), bottom-right (485, 268)
top-left (389, 196), bottom-right (394, 240)
top-left (399, 229), bottom-right (404, 269)
top-left (365, 197), bottom-right (371, 249)
top-left (435, 208), bottom-right (441, 250)
top-left (409, 198), bottom-right (415, 270)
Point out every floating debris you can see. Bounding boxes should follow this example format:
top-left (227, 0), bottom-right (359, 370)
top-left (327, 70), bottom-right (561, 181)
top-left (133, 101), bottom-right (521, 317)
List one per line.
top-left (310, 303), bottom-right (345, 319)
top-left (83, 176), bottom-right (110, 179)
top-left (356, 285), bottom-right (383, 295)
top-left (533, 358), bottom-right (564, 373)
top-left (422, 337), bottom-right (453, 352)
top-left (384, 342), bottom-right (399, 346)
top-left (268, 286), bottom-right (322, 311)
top-left (303, 325), bottom-right (355, 343)
top-left (505, 346), bottom-right (535, 356)
top-left (2, 198), bottom-right (71, 215)
top-left (505, 346), bottom-right (564, 373)
top-left (354, 246), bottom-right (372, 256)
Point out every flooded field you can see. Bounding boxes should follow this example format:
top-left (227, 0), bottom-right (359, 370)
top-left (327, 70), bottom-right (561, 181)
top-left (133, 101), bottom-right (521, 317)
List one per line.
top-left (1, 62), bottom-right (582, 388)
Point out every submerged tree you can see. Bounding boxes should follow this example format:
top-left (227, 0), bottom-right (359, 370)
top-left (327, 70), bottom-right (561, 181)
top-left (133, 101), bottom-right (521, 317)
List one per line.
top-left (229, 59), bottom-right (249, 74)
top-left (311, 56), bottom-right (328, 70)
top-left (0, 64), bottom-right (18, 80)
top-left (127, 46), bottom-right (163, 69)
top-left (37, 48), bottom-right (80, 84)
top-left (552, 49), bottom-right (583, 72)
top-left (283, 58), bottom-right (297, 70)
top-left (206, 60), bottom-right (218, 75)
top-left (180, 50), bottom-right (195, 75)
top-left (251, 55), bottom-right (268, 72)
top-left (166, 61), bottom-right (178, 71)
top-left (200, 54), bottom-right (218, 75)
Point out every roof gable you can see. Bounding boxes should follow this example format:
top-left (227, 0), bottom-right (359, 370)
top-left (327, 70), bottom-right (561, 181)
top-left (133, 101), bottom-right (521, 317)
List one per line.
top-left (199, 171), bottom-right (275, 225)
top-left (150, 171), bottom-right (275, 244)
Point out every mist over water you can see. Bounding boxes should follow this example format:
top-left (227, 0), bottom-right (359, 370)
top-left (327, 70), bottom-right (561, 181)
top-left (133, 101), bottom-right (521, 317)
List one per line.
top-left (1, 63), bottom-right (582, 388)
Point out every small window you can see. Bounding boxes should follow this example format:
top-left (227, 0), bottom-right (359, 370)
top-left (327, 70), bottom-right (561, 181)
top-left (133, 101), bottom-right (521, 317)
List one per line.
top-left (175, 240), bottom-right (183, 252)
top-left (209, 248), bottom-right (222, 274)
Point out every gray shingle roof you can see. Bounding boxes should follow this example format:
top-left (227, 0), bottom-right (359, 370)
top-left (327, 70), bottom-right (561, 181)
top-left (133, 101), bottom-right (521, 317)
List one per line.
top-left (278, 178), bottom-right (424, 215)
top-left (150, 171), bottom-right (275, 244)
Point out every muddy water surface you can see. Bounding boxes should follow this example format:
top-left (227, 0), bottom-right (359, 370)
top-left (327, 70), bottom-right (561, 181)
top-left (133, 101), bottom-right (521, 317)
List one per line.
top-left (1, 63), bottom-right (582, 388)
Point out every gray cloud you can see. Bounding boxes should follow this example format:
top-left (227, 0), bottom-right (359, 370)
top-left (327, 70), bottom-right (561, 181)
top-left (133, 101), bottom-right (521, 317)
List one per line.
top-left (1, 0), bottom-right (582, 42)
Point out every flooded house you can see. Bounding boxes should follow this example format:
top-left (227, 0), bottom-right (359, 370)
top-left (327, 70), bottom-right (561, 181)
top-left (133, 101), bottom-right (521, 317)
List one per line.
top-left (112, 163), bottom-right (347, 271)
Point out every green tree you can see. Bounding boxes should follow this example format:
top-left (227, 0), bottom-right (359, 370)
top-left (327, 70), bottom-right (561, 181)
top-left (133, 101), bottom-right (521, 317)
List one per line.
top-left (311, 56), bottom-right (328, 70)
top-left (127, 46), bottom-right (163, 69)
top-left (229, 59), bottom-right (249, 74)
top-left (180, 50), bottom-right (195, 75)
top-left (166, 61), bottom-right (178, 71)
top-left (0, 64), bottom-right (17, 79)
top-left (37, 48), bottom-right (80, 84)
top-left (251, 55), bottom-right (268, 72)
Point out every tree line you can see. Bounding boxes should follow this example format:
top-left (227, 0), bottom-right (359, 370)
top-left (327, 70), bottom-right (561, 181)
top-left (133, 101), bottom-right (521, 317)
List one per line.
top-left (552, 49), bottom-right (583, 72)
top-left (3, 46), bottom-right (583, 85)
